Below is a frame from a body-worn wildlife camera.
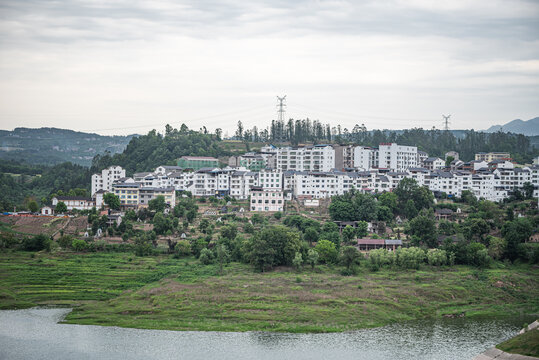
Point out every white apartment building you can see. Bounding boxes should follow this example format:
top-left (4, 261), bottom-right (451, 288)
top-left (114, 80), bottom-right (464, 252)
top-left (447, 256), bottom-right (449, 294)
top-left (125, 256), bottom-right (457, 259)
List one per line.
top-left (378, 143), bottom-right (418, 171)
top-left (275, 145), bottom-right (335, 172)
top-left (423, 157), bottom-right (445, 171)
top-left (229, 170), bottom-right (258, 199)
top-left (258, 168), bottom-right (283, 190)
top-left (249, 186), bottom-right (284, 212)
top-left (91, 165), bottom-right (126, 196)
top-left (353, 146), bottom-right (379, 171)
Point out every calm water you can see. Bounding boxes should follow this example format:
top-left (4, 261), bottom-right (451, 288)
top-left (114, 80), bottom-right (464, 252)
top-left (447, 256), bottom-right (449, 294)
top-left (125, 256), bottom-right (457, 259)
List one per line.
top-left (0, 308), bottom-right (531, 360)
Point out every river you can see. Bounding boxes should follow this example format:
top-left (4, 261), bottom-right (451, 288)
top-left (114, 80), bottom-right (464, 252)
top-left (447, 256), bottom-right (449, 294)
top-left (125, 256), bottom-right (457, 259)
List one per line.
top-left (0, 308), bottom-right (531, 360)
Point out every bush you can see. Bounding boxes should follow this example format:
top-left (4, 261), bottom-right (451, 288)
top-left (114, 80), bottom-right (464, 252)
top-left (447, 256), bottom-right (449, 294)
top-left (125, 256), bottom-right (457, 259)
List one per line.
top-left (199, 248), bottom-right (214, 265)
top-left (273, 212), bottom-right (283, 220)
top-left (368, 248), bottom-right (396, 269)
top-left (0, 233), bottom-right (18, 249)
top-left (315, 240), bottom-right (338, 264)
top-left (57, 235), bottom-right (73, 249)
top-left (71, 239), bottom-right (87, 252)
top-left (21, 234), bottom-right (51, 252)
top-left (396, 247), bottom-right (425, 269)
top-left (426, 249), bottom-right (447, 266)
top-left (467, 242), bottom-right (491, 267)
top-left (175, 240), bottom-right (192, 257)
top-left (134, 243), bottom-right (153, 256)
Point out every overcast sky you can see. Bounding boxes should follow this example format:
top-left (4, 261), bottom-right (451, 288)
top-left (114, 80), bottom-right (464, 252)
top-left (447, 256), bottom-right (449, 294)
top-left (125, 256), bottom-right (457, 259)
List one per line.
top-left (0, 0), bottom-right (538, 135)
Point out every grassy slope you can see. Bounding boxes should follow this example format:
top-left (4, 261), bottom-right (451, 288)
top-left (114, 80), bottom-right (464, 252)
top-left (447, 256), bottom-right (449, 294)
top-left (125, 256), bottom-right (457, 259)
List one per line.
top-left (0, 251), bottom-right (538, 333)
top-left (496, 329), bottom-right (539, 357)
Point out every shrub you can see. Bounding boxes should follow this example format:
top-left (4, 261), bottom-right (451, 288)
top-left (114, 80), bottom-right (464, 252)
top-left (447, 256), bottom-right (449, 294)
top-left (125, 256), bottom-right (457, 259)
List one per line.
top-left (315, 240), bottom-right (338, 264)
top-left (273, 212), bottom-right (283, 220)
top-left (175, 240), bottom-right (192, 257)
top-left (71, 239), bottom-right (87, 252)
top-left (21, 234), bottom-right (51, 252)
top-left (396, 247), bottom-right (425, 269)
top-left (57, 235), bottom-right (73, 249)
top-left (427, 249), bottom-right (447, 266)
top-left (368, 248), bottom-right (396, 269)
top-left (199, 248), bottom-right (214, 265)
top-left (467, 242), bottom-right (491, 267)
top-left (292, 252), bottom-right (303, 271)
top-left (306, 248), bottom-right (319, 270)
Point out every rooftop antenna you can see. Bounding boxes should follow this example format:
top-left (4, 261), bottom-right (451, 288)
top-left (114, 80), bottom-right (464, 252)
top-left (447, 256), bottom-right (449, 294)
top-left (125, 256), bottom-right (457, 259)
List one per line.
top-left (442, 114), bottom-right (451, 131)
top-left (277, 95), bottom-right (287, 122)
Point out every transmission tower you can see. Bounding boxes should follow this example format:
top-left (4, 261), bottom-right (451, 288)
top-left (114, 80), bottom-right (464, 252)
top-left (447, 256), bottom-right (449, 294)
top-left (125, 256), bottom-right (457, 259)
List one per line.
top-left (442, 114), bottom-right (451, 131)
top-left (277, 95), bottom-right (287, 122)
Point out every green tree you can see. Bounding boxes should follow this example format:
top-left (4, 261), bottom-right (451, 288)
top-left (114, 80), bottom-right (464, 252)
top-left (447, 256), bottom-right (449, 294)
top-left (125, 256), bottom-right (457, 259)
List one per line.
top-left (199, 248), bottom-right (214, 265)
top-left (292, 252), bottom-right (303, 272)
top-left (71, 238), bottom-right (87, 252)
top-left (216, 244), bottom-right (230, 275)
top-left (148, 195), bottom-right (166, 212)
top-left (55, 201), bottom-right (67, 213)
top-left (341, 246), bottom-right (361, 273)
top-left (378, 192), bottom-right (397, 213)
top-left (306, 248), bottom-right (319, 270)
top-left (315, 239), bottom-right (338, 264)
top-left (22, 234), bottom-right (51, 252)
top-left (304, 226), bottom-right (319, 245)
top-left (342, 225), bottom-right (357, 244)
top-left (175, 240), bottom-right (192, 256)
top-left (356, 221), bottom-right (368, 238)
top-left (104, 193), bottom-right (120, 210)
top-left (248, 226), bottom-right (302, 271)
top-left (221, 224), bottom-right (238, 240)
top-left (28, 200), bottom-right (39, 213)
top-left (501, 218), bottom-right (533, 261)
top-left (487, 236), bottom-right (506, 260)
top-left (406, 211), bottom-right (437, 248)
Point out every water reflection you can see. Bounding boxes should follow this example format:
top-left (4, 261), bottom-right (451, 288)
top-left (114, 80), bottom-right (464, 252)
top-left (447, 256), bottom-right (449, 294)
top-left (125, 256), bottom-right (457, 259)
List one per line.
top-left (0, 308), bottom-right (532, 360)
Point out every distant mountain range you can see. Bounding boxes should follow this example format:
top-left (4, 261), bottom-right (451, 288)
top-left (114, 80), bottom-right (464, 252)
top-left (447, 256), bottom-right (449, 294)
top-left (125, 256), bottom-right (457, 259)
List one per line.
top-left (0, 127), bottom-right (136, 166)
top-left (485, 117), bottom-right (539, 136)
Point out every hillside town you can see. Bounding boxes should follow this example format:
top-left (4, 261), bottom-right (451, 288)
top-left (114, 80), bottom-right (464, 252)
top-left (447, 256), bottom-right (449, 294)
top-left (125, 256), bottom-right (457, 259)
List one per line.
top-left (41, 143), bottom-right (538, 214)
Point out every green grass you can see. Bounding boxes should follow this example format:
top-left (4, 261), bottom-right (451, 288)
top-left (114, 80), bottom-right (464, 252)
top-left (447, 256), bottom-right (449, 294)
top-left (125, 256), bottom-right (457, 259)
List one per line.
top-left (497, 329), bottom-right (539, 357)
top-left (0, 251), bottom-right (538, 333)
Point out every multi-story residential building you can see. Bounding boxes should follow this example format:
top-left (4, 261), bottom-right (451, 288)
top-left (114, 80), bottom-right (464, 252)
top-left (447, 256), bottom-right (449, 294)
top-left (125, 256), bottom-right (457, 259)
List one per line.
top-left (229, 170), bottom-right (258, 199)
top-left (334, 145), bottom-right (355, 170)
top-left (475, 152), bottom-right (511, 162)
top-left (239, 154), bottom-right (266, 171)
top-left (91, 165), bottom-right (126, 196)
top-left (139, 187), bottom-right (176, 208)
top-left (275, 145), bottom-right (335, 172)
top-left (378, 143), bottom-right (418, 171)
top-left (423, 157), bottom-right (445, 171)
top-left (52, 196), bottom-right (95, 211)
top-left (177, 156), bottom-right (219, 170)
top-left (249, 186), bottom-right (284, 212)
top-left (445, 151), bottom-right (459, 161)
top-left (258, 168), bottom-right (283, 190)
top-left (417, 151), bottom-right (429, 166)
top-left (112, 180), bottom-right (140, 207)
top-left (353, 146), bottom-right (379, 170)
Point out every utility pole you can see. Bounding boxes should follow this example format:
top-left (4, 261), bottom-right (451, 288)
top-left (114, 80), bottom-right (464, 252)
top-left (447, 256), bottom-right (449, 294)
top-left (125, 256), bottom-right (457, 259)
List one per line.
top-left (277, 95), bottom-right (287, 122)
top-left (442, 114), bottom-right (451, 131)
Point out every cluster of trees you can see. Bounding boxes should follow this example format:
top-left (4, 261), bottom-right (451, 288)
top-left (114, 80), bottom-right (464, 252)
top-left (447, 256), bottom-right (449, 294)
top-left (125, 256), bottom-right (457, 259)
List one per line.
top-left (236, 120), bottom-right (536, 162)
top-left (329, 179), bottom-right (434, 223)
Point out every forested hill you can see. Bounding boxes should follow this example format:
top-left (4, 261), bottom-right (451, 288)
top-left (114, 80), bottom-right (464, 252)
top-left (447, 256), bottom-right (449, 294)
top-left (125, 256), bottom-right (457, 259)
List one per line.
top-left (91, 127), bottom-right (227, 175)
top-left (0, 127), bottom-right (136, 166)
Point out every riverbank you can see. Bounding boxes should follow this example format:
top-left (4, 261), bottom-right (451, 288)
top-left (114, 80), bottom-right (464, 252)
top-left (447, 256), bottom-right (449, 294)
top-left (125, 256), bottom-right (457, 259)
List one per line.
top-left (1, 252), bottom-right (538, 333)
